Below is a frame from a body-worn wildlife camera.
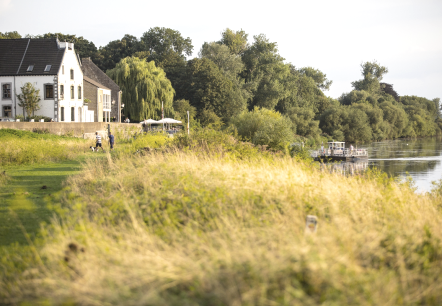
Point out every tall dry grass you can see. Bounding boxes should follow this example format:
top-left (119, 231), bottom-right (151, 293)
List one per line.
top-left (2, 150), bottom-right (442, 305)
top-left (0, 129), bottom-right (88, 165)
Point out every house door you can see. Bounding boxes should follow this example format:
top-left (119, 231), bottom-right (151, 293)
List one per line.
top-left (78, 108), bottom-right (82, 122)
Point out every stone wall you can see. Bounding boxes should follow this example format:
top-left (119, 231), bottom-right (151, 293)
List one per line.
top-left (0, 122), bottom-right (142, 138)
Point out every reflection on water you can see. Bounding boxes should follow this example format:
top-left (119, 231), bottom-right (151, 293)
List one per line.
top-left (367, 137), bottom-right (442, 193)
top-left (322, 162), bottom-right (368, 176)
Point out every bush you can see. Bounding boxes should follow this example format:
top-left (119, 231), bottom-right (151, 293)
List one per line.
top-left (27, 115), bottom-right (53, 122)
top-left (230, 107), bottom-right (293, 150)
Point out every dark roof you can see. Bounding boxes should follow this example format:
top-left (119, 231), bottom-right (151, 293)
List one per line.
top-left (81, 58), bottom-right (120, 92)
top-left (0, 38), bottom-right (65, 76)
top-left (84, 76), bottom-right (110, 90)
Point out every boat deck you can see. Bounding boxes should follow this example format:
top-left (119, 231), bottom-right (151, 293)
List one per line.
top-left (314, 155), bottom-right (368, 162)
top-left (310, 142), bottom-right (368, 163)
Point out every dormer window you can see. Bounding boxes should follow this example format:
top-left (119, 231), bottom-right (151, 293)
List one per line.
top-left (44, 65), bottom-right (52, 72)
top-left (27, 65), bottom-right (34, 72)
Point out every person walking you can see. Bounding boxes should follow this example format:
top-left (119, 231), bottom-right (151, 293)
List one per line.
top-left (108, 132), bottom-right (115, 150)
top-left (95, 132), bottom-right (104, 152)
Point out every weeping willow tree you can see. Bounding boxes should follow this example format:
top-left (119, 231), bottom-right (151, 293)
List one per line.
top-left (107, 57), bottom-right (175, 121)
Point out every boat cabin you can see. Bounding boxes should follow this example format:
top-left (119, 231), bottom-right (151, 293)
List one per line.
top-left (328, 141), bottom-right (345, 150)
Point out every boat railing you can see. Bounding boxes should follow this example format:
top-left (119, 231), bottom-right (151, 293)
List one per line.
top-left (310, 148), bottom-right (368, 158)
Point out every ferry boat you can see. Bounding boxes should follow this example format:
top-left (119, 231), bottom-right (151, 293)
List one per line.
top-left (310, 141), bottom-right (368, 162)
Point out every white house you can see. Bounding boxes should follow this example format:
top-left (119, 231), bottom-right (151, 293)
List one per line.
top-left (0, 38), bottom-right (89, 122)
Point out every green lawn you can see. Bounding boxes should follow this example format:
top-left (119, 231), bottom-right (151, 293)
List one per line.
top-left (0, 159), bottom-right (84, 246)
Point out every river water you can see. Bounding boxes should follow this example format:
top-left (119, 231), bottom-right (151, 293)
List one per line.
top-left (366, 137), bottom-right (442, 193)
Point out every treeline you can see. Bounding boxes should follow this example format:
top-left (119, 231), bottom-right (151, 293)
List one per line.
top-left (2, 29), bottom-right (441, 144)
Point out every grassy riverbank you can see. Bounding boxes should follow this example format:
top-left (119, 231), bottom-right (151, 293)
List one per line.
top-left (1, 130), bottom-right (442, 305)
top-left (0, 129), bottom-right (89, 166)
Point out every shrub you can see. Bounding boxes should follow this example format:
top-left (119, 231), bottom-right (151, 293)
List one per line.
top-left (230, 107), bottom-right (293, 150)
top-left (27, 115), bottom-right (52, 122)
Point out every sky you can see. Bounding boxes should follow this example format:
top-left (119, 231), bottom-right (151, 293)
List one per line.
top-left (1, 0), bottom-right (441, 100)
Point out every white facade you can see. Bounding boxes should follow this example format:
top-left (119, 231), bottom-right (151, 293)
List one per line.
top-left (0, 41), bottom-right (85, 122)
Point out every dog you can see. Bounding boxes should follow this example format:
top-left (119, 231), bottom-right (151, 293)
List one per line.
top-left (89, 146), bottom-right (96, 152)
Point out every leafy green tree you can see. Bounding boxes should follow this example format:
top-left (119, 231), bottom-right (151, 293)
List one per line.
top-left (351, 61), bottom-right (388, 94)
top-left (98, 35), bottom-right (141, 71)
top-left (230, 107), bottom-right (293, 149)
top-left (139, 27), bottom-right (193, 99)
top-left (173, 99), bottom-right (197, 127)
top-left (140, 27), bottom-right (193, 62)
top-left (276, 65), bottom-right (330, 123)
top-left (199, 42), bottom-right (250, 118)
top-left (199, 108), bottom-right (223, 128)
top-left (285, 107), bottom-right (321, 138)
top-left (352, 103), bottom-right (385, 140)
top-left (379, 101), bottom-right (408, 138)
top-left (433, 98), bottom-right (441, 118)
top-left (16, 82), bottom-right (41, 117)
top-left (180, 58), bottom-right (247, 122)
top-left (199, 42), bottom-right (244, 78)
top-left (218, 28), bottom-right (249, 55)
top-left (342, 107), bottom-right (373, 143)
top-left (319, 106), bottom-right (347, 141)
top-left (107, 57), bottom-right (175, 121)
top-left (242, 34), bottom-right (292, 110)
top-left (0, 31), bottom-right (22, 39)
top-left (298, 67), bottom-right (333, 91)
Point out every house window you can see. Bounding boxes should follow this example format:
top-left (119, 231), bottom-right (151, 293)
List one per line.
top-left (3, 106), bottom-right (12, 117)
top-left (71, 107), bottom-right (75, 122)
top-left (44, 65), bottom-right (52, 72)
top-left (27, 65), bottom-right (34, 72)
top-left (103, 94), bottom-right (111, 109)
top-left (2, 83), bottom-right (11, 99)
top-left (62, 65), bottom-right (64, 74)
top-left (45, 84), bottom-right (54, 99)
top-left (60, 85), bottom-right (64, 99)
top-left (70, 69), bottom-right (74, 80)
top-left (61, 107), bottom-right (65, 121)
top-left (78, 86), bottom-right (81, 99)
top-left (70, 86), bottom-right (74, 99)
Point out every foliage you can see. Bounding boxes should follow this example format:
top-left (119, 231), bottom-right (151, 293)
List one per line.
top-left (198, 108), bottom-right (223, 128)
top-left (16, 82), bottom-right (41, 117)
top-left (298, 66), bottom-right (333, 91)
top-left (199, 42), bottom-right (244, 78)
top-left (351, 60), bottom-right (388, 94)
top-left (230, 107), bottom-right (293, 149)
top-left (28, 115), bottom-right (52, 122)
top-left (0, 31), bottom-right (21, 39)
top-left (107, 57), bottom-right (175, 122)
top-left (173, 99), bottom-right (196, 127)
top-left (180, 58), bottom-right (243, 122)
top-left (242, 34), bottom-right (292, 110)
top-left (0, 129), bottom-right (87, 165)
top-left (3, 146), bottom-right (442, 304)
top-left (217, 28), bottom-right (249, 55)
top-left (172, 127), bottom-right (268, 160)
top-left (34, 33), bottom-right (99, 63)
top-left (98, 34), bottom-right (141, 72)
top-left (5, 29), bottom-right (440, 143)
top-left (140, 27), bottom-right (193, 61)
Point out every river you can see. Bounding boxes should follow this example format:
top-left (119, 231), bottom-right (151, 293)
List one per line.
top-left (367, 137), bottom-right (442, 193)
